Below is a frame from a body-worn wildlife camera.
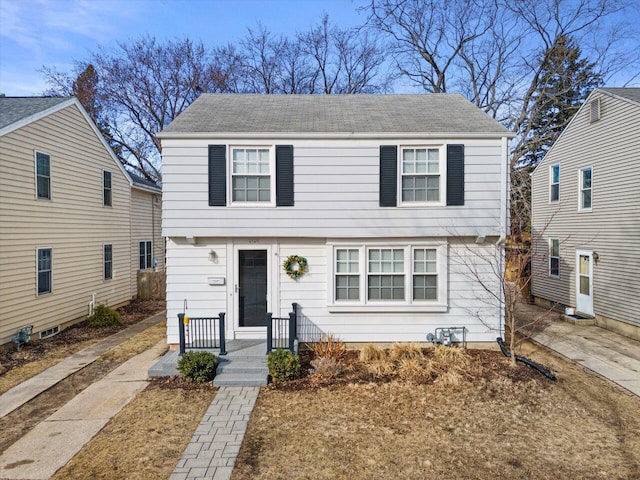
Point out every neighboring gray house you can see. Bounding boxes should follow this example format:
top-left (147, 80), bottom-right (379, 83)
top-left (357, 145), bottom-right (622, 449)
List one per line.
top-left (158, 94), bottom-right (514, 347)
top-left (531, 88), bottom-right (640, 341)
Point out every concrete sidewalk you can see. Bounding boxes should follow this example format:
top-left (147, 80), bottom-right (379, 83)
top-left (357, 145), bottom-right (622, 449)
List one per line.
top-left (517, 303), bottom-right (640, 396)
top-left (0, 311), bottom-right (165, 418)
top-left (0, 339), bottom-right (167, 480)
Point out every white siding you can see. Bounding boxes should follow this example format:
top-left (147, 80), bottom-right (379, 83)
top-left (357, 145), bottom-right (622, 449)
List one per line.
top-left (165, 237), bottom-right (502, 344)
top-left (162, 137), bottom-right (505, 239)
top-left (531, 90), bottom-right (640, 328)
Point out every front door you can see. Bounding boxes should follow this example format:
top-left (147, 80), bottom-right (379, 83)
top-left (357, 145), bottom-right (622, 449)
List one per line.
top-left (576, 250), bottom-right (594, 316)
top-left (238, 250), bottom-right (268, 328)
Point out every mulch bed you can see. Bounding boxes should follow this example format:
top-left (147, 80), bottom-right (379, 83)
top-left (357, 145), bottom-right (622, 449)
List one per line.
top-left (0, 299), bottom-right (165, 375)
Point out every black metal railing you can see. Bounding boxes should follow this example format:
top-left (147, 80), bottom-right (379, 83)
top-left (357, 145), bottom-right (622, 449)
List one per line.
top-left (178, 312), bottom-right (227, 356)
top-left (266, 303), bottom-right (298, 353)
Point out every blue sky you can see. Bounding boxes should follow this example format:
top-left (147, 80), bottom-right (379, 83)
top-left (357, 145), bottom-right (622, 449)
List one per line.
top-left (1, 0), bottom-right (638, 97)
top-left (0, 0), bottom-right (368, 96)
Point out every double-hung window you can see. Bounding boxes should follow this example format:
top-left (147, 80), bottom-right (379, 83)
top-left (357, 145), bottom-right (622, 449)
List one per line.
top-left (36, 152), bottom-right (51, 200)
top-left (231, 147), bottom-right (272, 203)
top-left (579, 167), bottom-right (592, 211)
top-left (104, 244), bottom-right (113, 280)
top-left (549, 164), bottom-right (560, 202)
top-left (331, 245), bottom-right (446, 310)
top-left (401, 147), bottom-right (442, 203)
top-left (139, 240), bottom-right (152, 270)
top-left (37, 247), bottom-right (52, 295)
top-left (368, 248), bottom-right (405, 301)
top-left (549, 239), bottom-right (560, 276)
top-left (103, 170), bottom-right (112, 206)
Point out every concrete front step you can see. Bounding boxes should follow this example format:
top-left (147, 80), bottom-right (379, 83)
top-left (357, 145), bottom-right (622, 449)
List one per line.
top-left (216, 361), bottom-right (268, 375)
top-left (213, 372), bottom-right (268, 387)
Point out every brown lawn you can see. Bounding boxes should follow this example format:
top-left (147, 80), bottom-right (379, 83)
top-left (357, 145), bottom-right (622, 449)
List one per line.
top-left (232, 343), bottom-right (640, 480)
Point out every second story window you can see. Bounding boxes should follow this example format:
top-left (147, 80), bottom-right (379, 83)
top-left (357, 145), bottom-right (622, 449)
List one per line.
top-left (579, 167), bottom-right (592, 211)
top-left (401, 147), bottom-right (441, 204)
top-left (231, 147), bottom-right (272, 203)
top-left (550, 164), bottom-right (560, 202)
top-left (36, 151), bottom-right (51, 199)
top-left (103, 170), bottom-right (112, 206)
top-left (549, 239), bottom-right (560, 276)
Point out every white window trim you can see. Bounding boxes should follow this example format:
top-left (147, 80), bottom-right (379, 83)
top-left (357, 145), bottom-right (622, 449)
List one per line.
top-left (36, 246), bottom-right (53, 296)
top-left (103, 243), bottom-right (113, 280)
top-left (578, 166), bottom-right (593, 212)
top-left (227, 145), bottom-right (276, 207)
top-left (549, 238), bottom-right (560, 277)
top-left (34, 150), bottom-right (51, 200)
top-left (327, 242), bottom-right (448, 312)
top-left (398, 145), bottom-right (446, 207)
top-left (139, 240), bottom-right (153, 270)
top-left (549, 163), bottom-right (560, 203)
top-left (103, 169), bottom-right (112, 207)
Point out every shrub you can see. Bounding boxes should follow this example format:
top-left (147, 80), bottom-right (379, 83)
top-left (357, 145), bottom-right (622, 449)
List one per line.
top-left (87, 305), bottom-right (123, 328)
top-left (177, 351), bottom-right (218, 383)
top-left (359, 344), bottom-right (387, 363)
top-left (310, 334), bottom-right (345, 360)
top-left (310, 356), bottom-right (342, 378)
top-left (267, 349), bottom-right (300, 382)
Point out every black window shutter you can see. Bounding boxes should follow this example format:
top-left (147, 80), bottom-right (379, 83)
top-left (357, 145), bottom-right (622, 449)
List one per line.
top-left (379, 145), bottom-right (397, 207)
top-left (276, 145), bottom-right (294, 206)
top-left (208, 145), bottom-right (226, 206)
top-left (446, 144), bottom-right (465, 206)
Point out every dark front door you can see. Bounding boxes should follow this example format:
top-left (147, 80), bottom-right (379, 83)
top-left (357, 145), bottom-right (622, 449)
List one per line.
top-left (238, 250), bottom-right (268, 327)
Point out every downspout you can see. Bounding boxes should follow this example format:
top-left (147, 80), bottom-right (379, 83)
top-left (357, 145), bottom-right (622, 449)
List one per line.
top-left (498, 136), bottom-right (510, 335)
top-left (151, 193), bottom-right (156, 271)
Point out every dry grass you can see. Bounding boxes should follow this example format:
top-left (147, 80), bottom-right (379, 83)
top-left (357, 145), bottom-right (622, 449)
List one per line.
top-left (52, 380), bottom-right (216, 480)
top-left (232, 344), bottom-right (640, 480)
top-left (310, 334), bottom-right (346, 360)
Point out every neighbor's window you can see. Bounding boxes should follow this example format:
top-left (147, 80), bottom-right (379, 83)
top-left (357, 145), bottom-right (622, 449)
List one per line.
top-left (549, 239), bottom-right (560, 276)
top-left (36, 152), bottom-right (51, 199)
top-left (103, 170), bottom-right (112, 206)
top-left (550, 164), bottom-right (560, 202)
top-left (104, 244), bottom-right (113, 280)
top-left (335, 249), bottom-right (360, 301)
top-left (368, 248), bottom-right (405, 301)
top-left (579, 167), bottom-right (592, 210)
top-left (37, 247), bottom-right (52, 294)
top-left (231, 147), bottom-right (271, 203)
top-left (139, 240), bottom-right (152, 270)
top-left (401, 147), bottom-right (441, 203)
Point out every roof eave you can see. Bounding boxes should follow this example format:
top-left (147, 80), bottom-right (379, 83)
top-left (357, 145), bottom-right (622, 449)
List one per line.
top-left (157, 131), bottom-right (516, 140)
top-left (132, 183), bottom-right (162, 194)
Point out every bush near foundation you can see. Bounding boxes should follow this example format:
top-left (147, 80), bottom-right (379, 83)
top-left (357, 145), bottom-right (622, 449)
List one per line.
top-left (178, 351), bottom-right (218, 383)
top-left (87, 305), bottom-right (123, 328)
top-left (267, 349), bottom-right (300, 382)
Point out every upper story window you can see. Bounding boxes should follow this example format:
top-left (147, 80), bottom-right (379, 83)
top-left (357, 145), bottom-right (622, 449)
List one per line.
top-left (35, 151), bottom-right (51, 200)
top-left (103, 170), bottom-right (112, 206)
top-left (139, 240), bottom-right (152, 270)
top-left (331, 244), bottom-right (447, 310)
top-left (549, 164), bottom-right (560, 202)
top-left (579, 167), bottom-right (592, 211)
top-left (104, 244), bottom-right (113, 280)
top-left (37, 247), bottom-right (52, 295)
top-left (549, 239), bottom-right (560, 276)
top-left (231, 147), bottom-right (273, 204)
top-left (400, 147), bottom-right (442, 204)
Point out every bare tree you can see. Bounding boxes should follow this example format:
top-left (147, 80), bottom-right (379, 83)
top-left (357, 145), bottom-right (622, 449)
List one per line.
top-left (43, 37), bottom-right (230, 182)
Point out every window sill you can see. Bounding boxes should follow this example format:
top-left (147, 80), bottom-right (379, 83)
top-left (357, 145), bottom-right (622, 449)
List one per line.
top-left (327, 303), bottom-right (447, 313)
top-left (578, 208), bottom-right (592, 213)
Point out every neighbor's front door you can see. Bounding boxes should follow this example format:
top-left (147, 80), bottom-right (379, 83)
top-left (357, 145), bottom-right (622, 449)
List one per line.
top-left (238, 249), bottom-right (268, 328)
top-left (576, 250), bottom-right (594, 316)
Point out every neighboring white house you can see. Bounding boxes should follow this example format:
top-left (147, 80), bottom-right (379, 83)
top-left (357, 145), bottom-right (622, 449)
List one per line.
top-left (158, 94), bottom-right (513, 346)
top-left (531, 88), bottom-right (640, 341)
top-left (0, 96), bottom-right (163, 347)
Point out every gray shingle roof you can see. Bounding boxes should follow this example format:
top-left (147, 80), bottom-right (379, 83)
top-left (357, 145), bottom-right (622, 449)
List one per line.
top-left (0, 96), bottom-right (72, 131)
top-left (160, 94), bottom-right (511, 136)
top-left (129, 171), bottom-right (162, 192)
top-left (600, 88), bottom-right (640, 105)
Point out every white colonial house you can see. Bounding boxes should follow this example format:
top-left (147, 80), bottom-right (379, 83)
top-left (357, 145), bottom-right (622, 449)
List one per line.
top-left (158, 94), bottom-right (513, 347)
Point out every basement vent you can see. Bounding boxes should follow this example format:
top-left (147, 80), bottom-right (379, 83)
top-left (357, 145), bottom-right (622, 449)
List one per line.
top-left (589, 98), bottom-right (601, 123)
top-left (39, 325), bottom-right (60, 339)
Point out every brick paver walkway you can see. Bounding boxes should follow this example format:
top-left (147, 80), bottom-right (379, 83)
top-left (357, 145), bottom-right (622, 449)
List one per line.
top-left (170, 386), bottom-right (259, 480)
